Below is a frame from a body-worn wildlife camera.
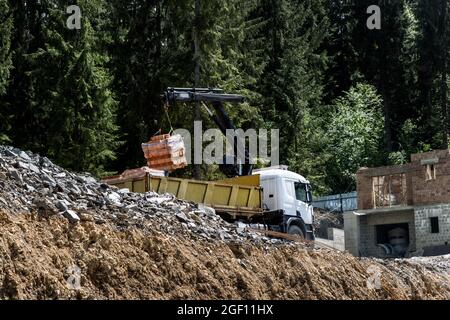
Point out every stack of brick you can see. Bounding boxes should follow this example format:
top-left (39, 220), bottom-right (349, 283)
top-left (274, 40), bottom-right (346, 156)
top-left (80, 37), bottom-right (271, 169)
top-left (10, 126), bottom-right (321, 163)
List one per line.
top-left (141, 134), bottom-right (187, 172)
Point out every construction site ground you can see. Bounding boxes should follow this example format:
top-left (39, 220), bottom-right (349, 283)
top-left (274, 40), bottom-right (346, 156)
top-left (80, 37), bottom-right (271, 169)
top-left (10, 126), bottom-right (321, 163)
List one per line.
top-left (1, 146), bottom-right (450, 300)
top-left (2, 211), bottom-right (450, 299)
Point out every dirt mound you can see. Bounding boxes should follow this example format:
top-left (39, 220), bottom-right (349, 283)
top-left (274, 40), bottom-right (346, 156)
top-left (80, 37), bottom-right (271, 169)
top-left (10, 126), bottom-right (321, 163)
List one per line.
top-left (1, 211), bottom-right (450, 300)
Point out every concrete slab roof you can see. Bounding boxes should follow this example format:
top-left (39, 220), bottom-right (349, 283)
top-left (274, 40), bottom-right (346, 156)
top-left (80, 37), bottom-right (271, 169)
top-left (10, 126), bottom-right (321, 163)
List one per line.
top-left (353, 205), bottom-right (414, 216)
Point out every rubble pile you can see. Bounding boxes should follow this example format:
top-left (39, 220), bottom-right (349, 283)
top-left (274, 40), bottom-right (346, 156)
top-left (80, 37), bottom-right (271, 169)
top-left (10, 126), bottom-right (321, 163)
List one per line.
top-left (399, 254), bottom-right (450, 275)
top-left (313, 208), bottom-right (344, 239)
top-left (0, 146), bottom-right (279, 245)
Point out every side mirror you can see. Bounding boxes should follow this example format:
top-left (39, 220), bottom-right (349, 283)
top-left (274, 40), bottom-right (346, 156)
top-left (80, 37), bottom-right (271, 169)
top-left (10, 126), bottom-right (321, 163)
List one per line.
top-left (306, 184), bottom-right (313, 203)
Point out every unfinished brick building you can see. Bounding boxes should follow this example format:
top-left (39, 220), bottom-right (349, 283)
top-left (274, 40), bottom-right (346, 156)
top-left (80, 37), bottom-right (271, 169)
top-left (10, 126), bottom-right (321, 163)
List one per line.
top-left (344, 150), bottom-right (450, 258)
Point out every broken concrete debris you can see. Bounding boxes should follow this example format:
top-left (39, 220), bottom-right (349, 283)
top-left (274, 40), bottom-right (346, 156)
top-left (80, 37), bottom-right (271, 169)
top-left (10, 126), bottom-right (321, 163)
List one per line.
top-left (0, 145), bottom-right (282, 244)
top-left (63, 209), bottom-right (80, 223)
top-left (56, 200), bottom-right (69, 212)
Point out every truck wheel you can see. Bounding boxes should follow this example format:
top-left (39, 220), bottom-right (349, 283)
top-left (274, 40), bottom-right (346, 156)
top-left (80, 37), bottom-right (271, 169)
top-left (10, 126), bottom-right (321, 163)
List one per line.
top-left (288, 225), bottom-right (305, 239)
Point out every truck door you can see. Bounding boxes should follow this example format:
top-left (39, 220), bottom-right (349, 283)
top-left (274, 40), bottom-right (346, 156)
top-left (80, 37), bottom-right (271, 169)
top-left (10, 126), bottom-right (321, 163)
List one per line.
top-left (283, 179), bottom-right (297, 217)
top-left (261, 177), bottom-right (277, 210)
top-left (295, 182), bottom-right (313, 225)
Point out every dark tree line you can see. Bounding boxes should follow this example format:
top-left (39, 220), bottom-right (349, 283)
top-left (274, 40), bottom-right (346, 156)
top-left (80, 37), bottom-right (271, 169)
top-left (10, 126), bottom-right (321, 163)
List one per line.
top-left (0, 0), bottom-right (449, 194)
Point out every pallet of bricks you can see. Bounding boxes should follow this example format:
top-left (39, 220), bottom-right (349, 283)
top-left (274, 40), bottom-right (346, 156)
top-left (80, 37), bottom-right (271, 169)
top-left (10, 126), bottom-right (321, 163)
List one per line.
top-left (141, 134), bottom-right (187, 172)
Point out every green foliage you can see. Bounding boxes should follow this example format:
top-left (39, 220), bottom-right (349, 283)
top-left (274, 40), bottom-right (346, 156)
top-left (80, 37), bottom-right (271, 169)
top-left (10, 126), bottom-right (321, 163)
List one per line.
top-left (1, 0), bottom-right (450, 194)
top-left (416, 0), bottom-right (450, 148)
top-left (324, 84), bottom-right (385, 193)
top-left (108, 0), bottom-right (172, 170)
top-left (44, 1), bottom-right (120, 176)
top-left (0, 0), bottom-right (12, 143)
top-left (108, 0), bottom-right (265, 174)
top-left (0, 0), bottom-right (12, 95)
top-left (253, 0), bottom-right (329, 159)
top-left (387, 151), bottom-right (407, 165)
top-left (3, 0), bottom-right (119, 176)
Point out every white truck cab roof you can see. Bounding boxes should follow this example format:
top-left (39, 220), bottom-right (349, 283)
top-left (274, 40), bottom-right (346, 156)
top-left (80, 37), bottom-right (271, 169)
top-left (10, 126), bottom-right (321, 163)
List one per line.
top-left (252, 166), bottom-right (310, 184)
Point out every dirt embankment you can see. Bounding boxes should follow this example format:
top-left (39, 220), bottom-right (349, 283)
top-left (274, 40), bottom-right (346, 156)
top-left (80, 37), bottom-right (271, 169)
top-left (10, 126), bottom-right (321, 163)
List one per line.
top-left (2, 210), bottom-right (450, 300)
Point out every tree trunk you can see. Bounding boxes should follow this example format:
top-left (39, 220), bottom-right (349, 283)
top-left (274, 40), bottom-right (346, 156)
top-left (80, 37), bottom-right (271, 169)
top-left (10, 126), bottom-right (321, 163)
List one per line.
top-left (440, 0), bottom-right (448, 149)
top-left (193, 0), bottom-right (202, 180)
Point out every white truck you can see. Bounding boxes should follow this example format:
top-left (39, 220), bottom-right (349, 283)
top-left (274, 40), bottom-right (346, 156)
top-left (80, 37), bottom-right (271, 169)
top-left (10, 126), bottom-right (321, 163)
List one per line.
top-left (253, 165), bottom-right (315, 240)
top-left (106, 88), bottom-right (315, 239)
top-left (104, 165), bottom-right (315, 240)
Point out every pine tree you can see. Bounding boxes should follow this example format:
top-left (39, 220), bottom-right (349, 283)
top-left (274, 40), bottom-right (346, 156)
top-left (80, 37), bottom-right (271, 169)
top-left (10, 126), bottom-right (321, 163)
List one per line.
top-left (352, 1), bottom-right (411, 152)
top-left (417, 0), bottom-right (441, 146)
top-left (0, 0), bottom-right (12, 95)
top-left (45, 40), bottom-right (119, 175)
top-left (416, 0), bottom-right (450, 149)
top-left (252, 0), bottom-right (329, 163)
top-left (4, 0), bottom-right (44, 150)
top-left (323, 0), bottom-right (359, 102)
top-left (38, 0), bottom-right (119, 174)
top-left (0, 0), bottom-right (13, 143)
top-left (4, 0), bottom-right (119, 175)
top-left (108, 0), bottom-right (176, 170)
top-left (439, 0), bottom-right (449, 148)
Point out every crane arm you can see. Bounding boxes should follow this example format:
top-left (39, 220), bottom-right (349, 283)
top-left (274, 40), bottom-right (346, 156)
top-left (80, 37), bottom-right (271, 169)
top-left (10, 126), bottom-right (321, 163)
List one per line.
top-left (163, 87), bottom-right (252, 177)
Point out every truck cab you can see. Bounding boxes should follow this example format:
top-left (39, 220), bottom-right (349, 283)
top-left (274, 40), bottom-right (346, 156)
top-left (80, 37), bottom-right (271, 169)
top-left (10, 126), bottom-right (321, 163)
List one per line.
top-left (253, 166), bottom-right (314, 240)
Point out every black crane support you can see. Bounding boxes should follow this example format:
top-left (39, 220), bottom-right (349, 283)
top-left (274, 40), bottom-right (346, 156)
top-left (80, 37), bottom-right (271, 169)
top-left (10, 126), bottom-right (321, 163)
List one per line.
top-left (163, 87), bottom-right (253, 177)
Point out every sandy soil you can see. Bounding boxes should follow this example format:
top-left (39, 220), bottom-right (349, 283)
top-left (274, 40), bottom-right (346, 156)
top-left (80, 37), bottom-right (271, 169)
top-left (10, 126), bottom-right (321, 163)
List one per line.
top-left (1, 209), bottom-right (450, 300)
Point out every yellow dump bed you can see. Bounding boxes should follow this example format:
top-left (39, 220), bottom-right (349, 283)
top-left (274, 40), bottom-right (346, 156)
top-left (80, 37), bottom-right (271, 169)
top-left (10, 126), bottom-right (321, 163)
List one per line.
top-left (103, 169), bottom-right (263, 220)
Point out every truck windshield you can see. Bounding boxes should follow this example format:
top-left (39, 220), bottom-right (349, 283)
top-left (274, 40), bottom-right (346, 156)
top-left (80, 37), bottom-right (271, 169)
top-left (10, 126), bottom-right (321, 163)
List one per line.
top-left (295, 182), bottom-right (312, 203)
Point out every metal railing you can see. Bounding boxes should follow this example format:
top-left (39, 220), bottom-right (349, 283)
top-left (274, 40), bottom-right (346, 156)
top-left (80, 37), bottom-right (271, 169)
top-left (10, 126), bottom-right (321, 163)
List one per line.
top-left (312, 191), bottom-right (357, 213)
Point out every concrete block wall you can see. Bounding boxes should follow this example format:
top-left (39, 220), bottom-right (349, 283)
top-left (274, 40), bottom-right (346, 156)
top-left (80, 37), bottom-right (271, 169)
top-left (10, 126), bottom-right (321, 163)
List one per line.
top-left (411, 150), bottom-right (450, 205)
top-left (414, 204), bottom-right (450, 250)
top-left (345, 205), bottom-right (450, 257)
top-left (344, 212), bottom-right (359, 256)
top-left (332, 228), bottom-right (345, 251)
top-left (357, 210), bottom-right (415, 257)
